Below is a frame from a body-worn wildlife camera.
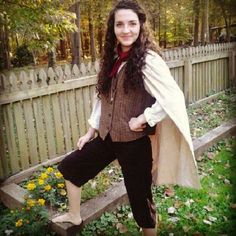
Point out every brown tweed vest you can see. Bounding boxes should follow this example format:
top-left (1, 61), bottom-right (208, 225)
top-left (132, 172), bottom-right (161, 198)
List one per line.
top-left (99, 65), bottom-right (156, 142)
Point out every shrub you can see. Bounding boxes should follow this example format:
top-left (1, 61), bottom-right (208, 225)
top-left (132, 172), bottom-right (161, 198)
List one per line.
top-left (11, 45), bottom-right (34, 67)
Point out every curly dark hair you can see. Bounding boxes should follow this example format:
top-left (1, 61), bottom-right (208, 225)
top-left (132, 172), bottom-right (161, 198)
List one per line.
top-left (97, 0), bottom-right (161, 97)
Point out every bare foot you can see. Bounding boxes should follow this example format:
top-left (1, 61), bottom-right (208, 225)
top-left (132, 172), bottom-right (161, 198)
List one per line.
top-left (52, 213), bottom-right (82, 225)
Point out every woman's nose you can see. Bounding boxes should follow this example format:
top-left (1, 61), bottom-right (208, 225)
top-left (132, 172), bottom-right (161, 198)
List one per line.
top-left (122, 25), bottom-right (130, 33)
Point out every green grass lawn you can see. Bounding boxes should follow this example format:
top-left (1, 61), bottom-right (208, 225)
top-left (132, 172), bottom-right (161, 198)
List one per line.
top-left (80, 138), bottom-right (236, 236)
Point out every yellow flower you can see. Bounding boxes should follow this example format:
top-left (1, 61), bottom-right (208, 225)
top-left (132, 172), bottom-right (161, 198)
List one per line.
top-left (37, 198), bottom-right (45, 206)
top-left (27, 199), bottom-right (35, 207)
top-left (40, 172), bottom-right (48, 180)
top-left (38, 179), bottom-right (45, 185)
top-left (15, 219), bottom-right (23, 227)
top-left (46, 167), bottom-right (54, 173)
top-left (44, 185), bottom-right (52, 191)
top-left (60, 189), bottom-right (67, 196)
top-left (27, 182), bottom-right (36, 191)
top-left (54, 171), bottom-right (63, 179)
top-left (57, 183), bottom-right (65, 188)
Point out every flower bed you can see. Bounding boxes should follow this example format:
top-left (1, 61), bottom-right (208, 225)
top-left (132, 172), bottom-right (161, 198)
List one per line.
top-left (19, 163), bottom-right (122, 212)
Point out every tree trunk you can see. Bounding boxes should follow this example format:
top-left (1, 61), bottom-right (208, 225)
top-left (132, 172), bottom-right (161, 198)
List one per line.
top-left (59, 39), bottom-right (67, 60)
top-left (88, 7), bottom-right (96, 62)
top-left (97, 25), bottom-right (103, 56)
top-left (201, 0), bottom-right (209, 45)
top-left (193, 0), bottom-right (200, 46)
top-left (48, 48), bottom-right (56, 68)
top-left (158, 0), bottom-right (161, 45)
top-left (0, 18), bottom-right (11, 70)
top-left (70, 1), bottom-right (82, 65)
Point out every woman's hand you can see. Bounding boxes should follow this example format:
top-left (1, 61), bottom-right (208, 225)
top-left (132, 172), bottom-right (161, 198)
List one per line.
top-left (77, 127), bottom-right (96, 150)
top-left (128, 114), bottom-right (147, 132)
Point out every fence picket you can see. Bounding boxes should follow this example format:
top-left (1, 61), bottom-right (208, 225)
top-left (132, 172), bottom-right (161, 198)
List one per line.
top-left (67, 90), bottom-right (79, 149)
top-left (3, 105), bottom-right (20, 174)
top-left (13, 102), bottom-right (30, 170)
top-left (42, 95), bottom-right (57, 158)
top-left (33, 97), bottom-right (48, 162)
top-left (0, 106), bottom-right (10, 178)
top-left (59, 91), bottom-right (72, 152)
top-left (75, 89), bottom-right (86, 137)
top-left (83, 86), bottom-right (92, 131)
top-left (51, 93), bottom-right (65, 155)
top-left (22, 99), bottom-right (39, 166)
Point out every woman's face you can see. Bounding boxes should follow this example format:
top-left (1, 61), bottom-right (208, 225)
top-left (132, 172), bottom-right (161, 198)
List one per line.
top-left (114, 9), bottom-right (140, 52)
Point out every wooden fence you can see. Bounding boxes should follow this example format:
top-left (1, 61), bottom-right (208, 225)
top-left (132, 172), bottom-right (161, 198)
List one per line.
top-left (0, 42), bottom-right (235, 180)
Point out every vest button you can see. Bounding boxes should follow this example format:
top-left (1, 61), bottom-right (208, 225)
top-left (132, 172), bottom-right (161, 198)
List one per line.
top-left (108, 113), bottom-right (111, 117)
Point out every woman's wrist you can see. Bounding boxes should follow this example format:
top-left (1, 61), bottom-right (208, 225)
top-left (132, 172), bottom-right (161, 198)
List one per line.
top-left (137, 114), bottom-right (146, 124)
top-left (87, 127), bottom-right (96, 139)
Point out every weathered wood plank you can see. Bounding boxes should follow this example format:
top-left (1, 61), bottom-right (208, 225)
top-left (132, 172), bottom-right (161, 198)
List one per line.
top-left (22, 99), bottom-right (39, 166)
top-left (42, 95), bottom-right (57, 158)
top-left (0, 76), bottom-right (97, 105)
top-left (0, 106), bottom-right (9, 179)
top-left (3, 105), bottom-right (20, 174)
top-left (82, 86), bottom-right (91, 131)
top-left (59, 91), bottom-right (72, 153)
top-left (51, 93), bottom-right (65, 155)
top-left (13, 102), bottom-right (30, 170)
top-left (184, 60), bottom-right (192, 105)
top-left (67, 90), bottom-right (79, 149)
top-left (51, 181), bottom-right (129, 236)
top-left (191, 52), bottom-right (228, 64)
top-left (75, 89), bottom-right (86, 137)
top-left (32, 97), bottom-right (48, 162)
top-left (0, 183), bottom-right (26, 209)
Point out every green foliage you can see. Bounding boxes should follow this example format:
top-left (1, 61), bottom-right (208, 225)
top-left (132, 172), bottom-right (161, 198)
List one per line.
top-left (11, 44), bottom-right (34, 67)
top-left (0, 201), bottom-right (49, 236)
top-left (20, 166), bottom-right (68, 211)
top-left (188, 88), bottom-right (236, 138)
top-left (0, 0), bottom-right (77, 53)
top-left (81, 205), bottom-right (141, 236)
top-left (21, 163), bottom-right (122, 212)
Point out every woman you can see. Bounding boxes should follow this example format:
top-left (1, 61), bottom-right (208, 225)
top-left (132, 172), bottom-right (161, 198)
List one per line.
top-left (53, 1), bottom-right (200, 235)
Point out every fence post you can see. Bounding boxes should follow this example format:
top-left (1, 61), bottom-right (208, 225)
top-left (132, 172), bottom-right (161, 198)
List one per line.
top-left (229, 50), bottom-right (236, 87)
top-left (184, 59), bottom-right (193, 106)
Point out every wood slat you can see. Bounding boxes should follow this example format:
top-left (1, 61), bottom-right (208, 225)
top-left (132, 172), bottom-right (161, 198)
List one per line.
top-left (32, 97), bottom-right (48, 162)
top-left (42, 95), bottom-right (57, 158)
top-left (67, 90), bottom-right (79, 149)
top-left (59, 91), bottom-right (72, 153)
top-left (75, 89), bottom-right (86, 137)
top-left (51, 93), bottom-right (65, 155)
top-left (89, 85), bottom-right (96, 109)
top-left (22, 99), bottom-right (39, 166)
top-left (0, 106), bottom-right (10, 178)
top-left (83, 86), bottom-right (91, 131)
top-left (13, 102), bottom-right (30, 170)
top-left (3, 105), bottom-right (20, 173)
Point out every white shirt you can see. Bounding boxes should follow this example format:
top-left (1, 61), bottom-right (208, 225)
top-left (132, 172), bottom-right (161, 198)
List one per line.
top-left (88, 51), bottom-right (168, 130)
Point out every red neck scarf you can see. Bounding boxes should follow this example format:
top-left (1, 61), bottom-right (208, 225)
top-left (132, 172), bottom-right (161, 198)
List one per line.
top-left (109, 45), bottom-right (130, 78)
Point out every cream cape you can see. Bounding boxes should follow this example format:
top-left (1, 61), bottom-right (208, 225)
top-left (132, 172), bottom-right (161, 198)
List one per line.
top-left (143, 50), bottom-right (200, 189)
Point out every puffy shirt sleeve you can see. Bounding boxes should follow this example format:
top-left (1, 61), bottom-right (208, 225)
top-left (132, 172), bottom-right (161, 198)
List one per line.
top-left (143, 51), bottom-right (170, 127)
top-left (88, 94), bottom-right (101, 130)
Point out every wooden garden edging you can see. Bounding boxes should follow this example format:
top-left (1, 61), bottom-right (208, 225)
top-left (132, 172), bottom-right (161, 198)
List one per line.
top-left (0, 118), bottom-right (235, 236)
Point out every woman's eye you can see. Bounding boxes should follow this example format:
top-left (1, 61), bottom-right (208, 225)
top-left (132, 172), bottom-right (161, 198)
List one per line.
top-left (116, 23), bottom-right (122, 27)
top-left (131, 22), bottom-right (137, 26)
